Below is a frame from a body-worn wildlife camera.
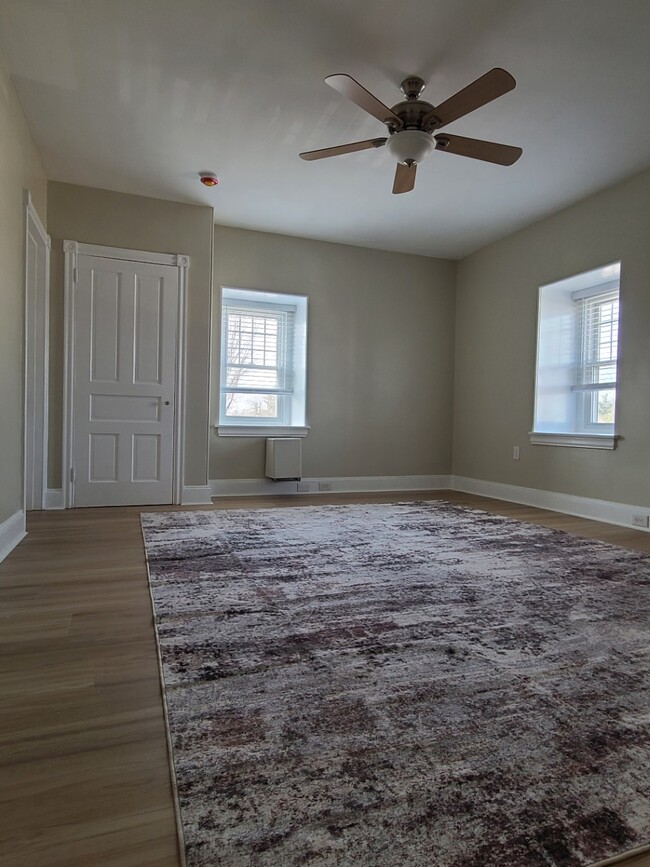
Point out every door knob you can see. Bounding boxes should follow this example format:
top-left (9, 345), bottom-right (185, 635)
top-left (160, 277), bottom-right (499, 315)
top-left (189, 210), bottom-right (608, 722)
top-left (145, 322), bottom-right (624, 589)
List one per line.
top-left (163, 400), bottom-right (170, 406)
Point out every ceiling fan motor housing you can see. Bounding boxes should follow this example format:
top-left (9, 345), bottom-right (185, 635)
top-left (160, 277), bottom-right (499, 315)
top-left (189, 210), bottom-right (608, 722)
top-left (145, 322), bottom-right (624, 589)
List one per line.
top-left (390, 98), bottom-right (436, 130)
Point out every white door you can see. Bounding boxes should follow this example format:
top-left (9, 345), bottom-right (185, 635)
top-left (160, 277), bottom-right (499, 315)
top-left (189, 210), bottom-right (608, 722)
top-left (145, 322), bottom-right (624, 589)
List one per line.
top-left (71, 255), bottom-right (179, 507)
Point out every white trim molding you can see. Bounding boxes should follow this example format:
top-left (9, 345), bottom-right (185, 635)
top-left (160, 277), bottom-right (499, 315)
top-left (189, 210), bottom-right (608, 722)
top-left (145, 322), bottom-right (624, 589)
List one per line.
top-left (0, 510), bottom-right (27, 563)
top-left (181, 486), bottom-right (213, 505)
top-left (452, 476), bottom-right (650, 532)
top-left (210, 475), bottom-right (452, 498)
top-left (62, 241), bottom-right (190, 507)
top-left (217, 425), bottom-right (310, 438)
top-left (44, 489), bottom-right (65, 510)
top-left (63, 241), bottom-right (184, 267)
top-left (529, 431), bottom-right (618, 449)
top-left (173, 256), bottom-right (190, 505)
top-left (24, 190), bottom-right (51, 511)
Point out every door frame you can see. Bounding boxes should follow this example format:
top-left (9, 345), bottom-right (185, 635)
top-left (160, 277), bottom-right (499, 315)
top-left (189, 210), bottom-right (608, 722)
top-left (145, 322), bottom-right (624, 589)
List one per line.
top-left (62, 240), bottom-right (190, 508)
top-left (24, 191), bottom-right (51, 511)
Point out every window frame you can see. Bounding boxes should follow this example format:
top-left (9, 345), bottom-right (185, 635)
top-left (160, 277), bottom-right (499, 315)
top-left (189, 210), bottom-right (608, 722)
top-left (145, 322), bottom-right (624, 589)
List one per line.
top-left (530, 263), bottom-right (621, 450)
top-left (217, 287), bottom-right (309, 437)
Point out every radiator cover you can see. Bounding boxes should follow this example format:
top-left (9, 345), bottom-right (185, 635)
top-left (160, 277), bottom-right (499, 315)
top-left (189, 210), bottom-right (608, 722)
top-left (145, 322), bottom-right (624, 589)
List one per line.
top-left (265, 438), bottom-right (302, 481)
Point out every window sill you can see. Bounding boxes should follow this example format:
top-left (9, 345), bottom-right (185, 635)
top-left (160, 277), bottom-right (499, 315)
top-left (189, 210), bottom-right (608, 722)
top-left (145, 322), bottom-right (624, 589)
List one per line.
top-left (529, 432), bottom-right (618, 450)
top-left (217, 425), bottom-right (310, 438)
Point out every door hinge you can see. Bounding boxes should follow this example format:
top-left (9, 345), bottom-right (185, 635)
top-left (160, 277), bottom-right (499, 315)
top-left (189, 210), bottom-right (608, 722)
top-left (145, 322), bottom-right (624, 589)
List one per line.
top-left (70, 467), bottom-right (76, 483)
top-left (73, 267), bottom-right (79, 283)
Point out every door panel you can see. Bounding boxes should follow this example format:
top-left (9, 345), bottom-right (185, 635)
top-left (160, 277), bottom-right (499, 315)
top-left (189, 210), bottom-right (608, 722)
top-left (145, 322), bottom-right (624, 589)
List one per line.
top-left (89, 434), bottom-right (118, 481)
top-left (90, 270), bottom-right (120, 382)
top-left (133, 275), bottom-right (163, 384)
top-left (72, 255), bottom-right (178, 507)
top-left (132, 434), bottom-right (161, 481)
top-left (90, 394), bottom-right (161, 422)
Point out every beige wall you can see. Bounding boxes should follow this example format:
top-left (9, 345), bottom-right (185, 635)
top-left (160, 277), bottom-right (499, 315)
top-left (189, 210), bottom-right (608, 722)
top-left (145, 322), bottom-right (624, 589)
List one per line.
top-left (46, 182), bottom-right (214, 488)
top-left (0, 52), bottom-right (47, 524)
top-left (453, 166), bottom-right (650, 507)
top-left (211, 226), bottom-right (456, 481)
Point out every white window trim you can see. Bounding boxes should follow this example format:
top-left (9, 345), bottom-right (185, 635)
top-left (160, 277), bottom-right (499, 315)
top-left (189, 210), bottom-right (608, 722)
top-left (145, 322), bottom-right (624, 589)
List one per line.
top-left (529, 432), bottom-right (618, 450)
top-left (217, 424), bottom-right (310, 438)
top-left (531, 262), bottom-right (621, 447)
top-left (217, 286), bottom-right (308, 436)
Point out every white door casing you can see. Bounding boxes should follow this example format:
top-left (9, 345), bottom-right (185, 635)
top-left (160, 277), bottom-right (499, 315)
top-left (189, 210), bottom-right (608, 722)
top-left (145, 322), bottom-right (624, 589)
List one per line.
top-left (63, 242), bottom-right (189, 507)
top-left (24, 191), bottom-right (51, 511)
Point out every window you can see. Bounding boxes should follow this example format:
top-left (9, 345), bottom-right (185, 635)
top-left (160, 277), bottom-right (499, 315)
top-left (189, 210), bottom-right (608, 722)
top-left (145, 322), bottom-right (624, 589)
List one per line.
top-left (531, 262), bottom-right (621, 448)
top-left (218, 287), bottom-right (308, 436)
top-left (575, 289), bottom-right (619, 429)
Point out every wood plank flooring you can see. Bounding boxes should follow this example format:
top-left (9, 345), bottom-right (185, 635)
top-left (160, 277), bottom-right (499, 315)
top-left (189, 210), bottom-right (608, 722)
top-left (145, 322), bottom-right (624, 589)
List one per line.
top-left (0, 491), bottom-right (649, 867)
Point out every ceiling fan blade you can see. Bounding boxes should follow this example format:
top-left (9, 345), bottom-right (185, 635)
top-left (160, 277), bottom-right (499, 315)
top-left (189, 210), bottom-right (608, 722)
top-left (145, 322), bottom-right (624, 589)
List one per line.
top-left (392, 161), bottom-right (416, 194)
top-left (326, 74), bottom-right (403, 128)
top-left (434, 133), bottom-right (522, 165)
top-left (299, 137), bottom-right (387, 161)
top-left (423, 68), bottom-right (516, 129)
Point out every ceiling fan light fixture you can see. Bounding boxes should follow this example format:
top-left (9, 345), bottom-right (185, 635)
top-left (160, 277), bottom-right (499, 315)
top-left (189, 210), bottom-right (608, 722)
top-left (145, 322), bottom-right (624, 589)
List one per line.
top-left (387, 130), bottom-right (435, 166)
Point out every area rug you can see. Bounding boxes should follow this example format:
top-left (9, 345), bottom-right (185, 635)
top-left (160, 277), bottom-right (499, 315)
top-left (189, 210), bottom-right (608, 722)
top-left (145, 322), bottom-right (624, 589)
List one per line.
top-left (141, 501), bottom-right (650, 867)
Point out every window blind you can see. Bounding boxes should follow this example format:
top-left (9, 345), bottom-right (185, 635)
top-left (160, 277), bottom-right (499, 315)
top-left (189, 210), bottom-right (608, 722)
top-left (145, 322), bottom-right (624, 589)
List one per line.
top-left (222, 302), bottom-right (296, 396)
top-left (574, 289), bottom-right (619, 392)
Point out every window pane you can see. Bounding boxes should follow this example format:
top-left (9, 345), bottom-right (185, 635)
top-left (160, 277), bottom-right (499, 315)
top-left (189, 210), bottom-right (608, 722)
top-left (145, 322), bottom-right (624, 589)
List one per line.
top-left (225, 309), bottom-right (284, 384)
top-left (595, 389), bottom-right (616, 424)
top-left (224, 392), bottom-right (278, 418)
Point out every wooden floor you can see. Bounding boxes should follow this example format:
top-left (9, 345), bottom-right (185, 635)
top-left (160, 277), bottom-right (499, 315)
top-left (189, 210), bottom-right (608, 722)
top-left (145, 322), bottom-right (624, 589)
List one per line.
top-left (1, 490), bottom-right (649, 867)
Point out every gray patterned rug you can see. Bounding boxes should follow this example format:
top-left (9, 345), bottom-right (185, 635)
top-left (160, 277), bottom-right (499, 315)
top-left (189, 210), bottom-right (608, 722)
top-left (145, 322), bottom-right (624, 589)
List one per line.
top-left (141, 501), bottom-right (650, 867)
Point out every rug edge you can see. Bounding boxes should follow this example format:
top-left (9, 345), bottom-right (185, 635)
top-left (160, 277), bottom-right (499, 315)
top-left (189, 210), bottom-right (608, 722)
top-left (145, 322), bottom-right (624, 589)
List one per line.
top-left (590, 842), bottom-right (650, 866)
top-left (140, 515), bottom-right (189, 867)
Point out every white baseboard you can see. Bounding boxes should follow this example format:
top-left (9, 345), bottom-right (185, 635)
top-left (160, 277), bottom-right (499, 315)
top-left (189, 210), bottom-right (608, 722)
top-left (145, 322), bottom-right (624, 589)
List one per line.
top-left (211, 478), bottom-right (298, 497)
top-left (44, 488), bottom-right (64, 509)
top-left (319, 475), bottom-right (452, 493)
top-left (451, 476), bottom-right (650, 532)
top-left (37, 475), bottom-right (650, 533)
top-left (46, 486), bottom-right (214, 507)
top-left (210, 475), bottom-right (452, 498)
top-left (181, 485), bottom-right (214, 505)
top-left (0, 510), bottom-right (26, 563)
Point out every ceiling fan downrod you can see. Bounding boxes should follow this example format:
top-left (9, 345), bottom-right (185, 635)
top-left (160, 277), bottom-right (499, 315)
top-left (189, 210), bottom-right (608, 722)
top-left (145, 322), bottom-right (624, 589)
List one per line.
top-left (400, 76), bottom-right (426, 101)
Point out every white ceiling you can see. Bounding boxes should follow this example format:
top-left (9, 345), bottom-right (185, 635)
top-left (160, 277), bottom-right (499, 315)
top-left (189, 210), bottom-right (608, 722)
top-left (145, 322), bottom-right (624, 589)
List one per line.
top-left (2, 0), bottom-right (650, 259)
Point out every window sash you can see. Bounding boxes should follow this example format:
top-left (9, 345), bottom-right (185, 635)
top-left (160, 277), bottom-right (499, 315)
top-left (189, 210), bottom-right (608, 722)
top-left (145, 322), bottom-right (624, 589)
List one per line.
top-left (574, 289), bottom-right (619, 429)
top-left (575, 294), bottom-right (618, 376)
top-left (220, 299), bottom-right (296, 425)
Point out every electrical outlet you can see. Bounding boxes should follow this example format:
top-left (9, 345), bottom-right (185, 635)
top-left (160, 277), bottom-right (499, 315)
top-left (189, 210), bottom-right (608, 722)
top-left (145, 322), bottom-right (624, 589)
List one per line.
top-left (319, 481), bottom-right (333, 492)
top-left (512, 446), bottom-right (520, 460)
top-left (297, 482), bottom-right (312, 493)
top-left (632, 513), bottom-right (649, 528)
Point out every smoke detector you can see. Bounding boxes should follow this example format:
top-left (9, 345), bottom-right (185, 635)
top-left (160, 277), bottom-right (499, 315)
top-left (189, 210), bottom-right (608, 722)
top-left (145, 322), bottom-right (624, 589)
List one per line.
top-left (199, 172), bottom-right (219, 187)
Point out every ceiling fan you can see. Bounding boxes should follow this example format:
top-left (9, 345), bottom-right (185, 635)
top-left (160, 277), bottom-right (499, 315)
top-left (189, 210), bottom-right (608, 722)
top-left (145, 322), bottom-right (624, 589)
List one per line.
top-left (300, 68), bottom-right (522, 194)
